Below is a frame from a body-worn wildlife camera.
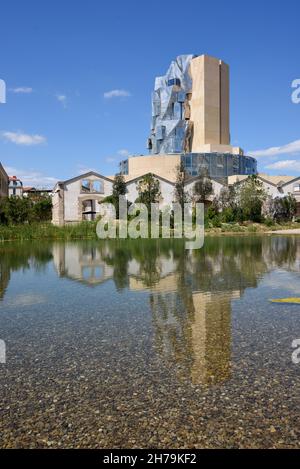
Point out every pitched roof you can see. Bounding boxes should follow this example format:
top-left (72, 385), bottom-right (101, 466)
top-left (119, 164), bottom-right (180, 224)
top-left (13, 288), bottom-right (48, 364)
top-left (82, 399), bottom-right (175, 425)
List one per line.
top-left (227, 174), bottom-right (249, 185)
top-left (281, 175), bottom-right (300, 187)
top-left (228, 173), bottom-right (298, 188)
top-left (0, 162), bottom-right (8, 178)
top-left (125, 172), bottom-right (176, 186)
top-left (258, 173), bottom-right (295, 186)
top-left (57, 171), bottom-right (114, 186)
top-left (185, 175), bottom-right (225, 186)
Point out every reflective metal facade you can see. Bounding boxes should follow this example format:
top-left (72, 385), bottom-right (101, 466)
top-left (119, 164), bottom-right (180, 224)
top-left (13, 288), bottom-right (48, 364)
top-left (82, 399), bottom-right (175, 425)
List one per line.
top-left (148, 55), bottom-right (195, 154)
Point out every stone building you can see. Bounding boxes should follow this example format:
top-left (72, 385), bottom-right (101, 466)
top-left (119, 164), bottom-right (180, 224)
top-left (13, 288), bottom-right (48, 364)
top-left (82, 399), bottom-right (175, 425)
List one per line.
top-left (52, 172), bottom-right (114, 225)
top-left (52, 169), bottom-right (225, 225)
top-left (0, 163), bottom-right (8, 198)
top-left (8, 176), bottom-right (23, 197)
top-left (228, 173), bottom-right (300, 216)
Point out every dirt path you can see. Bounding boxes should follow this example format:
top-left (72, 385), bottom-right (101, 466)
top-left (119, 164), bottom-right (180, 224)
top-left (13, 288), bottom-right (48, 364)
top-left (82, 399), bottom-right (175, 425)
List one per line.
top-left (269, 228), bottom-right (300, 234)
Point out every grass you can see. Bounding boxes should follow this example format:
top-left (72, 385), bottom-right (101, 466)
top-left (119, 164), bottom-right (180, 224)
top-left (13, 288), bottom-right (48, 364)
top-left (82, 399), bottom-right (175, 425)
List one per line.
top-left (0, 220), bottom-right (299, 242)
top-left (0, 222), bottom-right (99, 241)
top-left (205, 221), bottom-right (300, 235)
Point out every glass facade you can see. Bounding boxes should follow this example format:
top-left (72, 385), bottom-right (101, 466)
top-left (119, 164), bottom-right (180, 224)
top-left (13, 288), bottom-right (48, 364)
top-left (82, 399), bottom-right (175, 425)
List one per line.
top-left (182, 153), bottom-right (257, 179)
top-left (119, 159), bottom-right (128, 175)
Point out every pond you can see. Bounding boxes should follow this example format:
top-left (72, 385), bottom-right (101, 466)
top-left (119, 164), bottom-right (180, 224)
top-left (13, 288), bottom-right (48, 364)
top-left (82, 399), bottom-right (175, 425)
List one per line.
top-left (0, 236), bottom-right (299, 448)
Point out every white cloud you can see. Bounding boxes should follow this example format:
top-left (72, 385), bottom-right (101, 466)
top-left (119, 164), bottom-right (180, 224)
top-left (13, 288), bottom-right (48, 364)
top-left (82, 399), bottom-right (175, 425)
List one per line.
top-left (76, 164), bottom-right (98, 175)
top-left (56, 94), bottom-right (67, 108)
top-left (249, 139), bottom-right (300, 158)
top-left (105, 149), bottom-right (130, 164)
top-left (103, 89), bottom-right (131, 99)
top-left (105, 156), bottom-right (117, 163)
top-left (4, 166), bottom-right (58, 189)
top-left (1, 131), bottom-right (46, 146)
top-left (6, 293), bottom-right (46, 307)
top-left (10, 87), bottom-right (33, 94)
top-left (117, 149), bottom-right (130, 157)
top-left (265, 160), bottom-right (300, 171)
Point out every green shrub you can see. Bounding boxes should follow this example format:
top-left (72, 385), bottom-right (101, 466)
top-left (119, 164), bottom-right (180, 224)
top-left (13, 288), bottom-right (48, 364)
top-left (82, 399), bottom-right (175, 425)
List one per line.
top-left (221, 207), bottom-right (236, 223)
top-left (247, 224), bottom-right (258, 233)
top-left (264, 217), bottom-right (275, 227)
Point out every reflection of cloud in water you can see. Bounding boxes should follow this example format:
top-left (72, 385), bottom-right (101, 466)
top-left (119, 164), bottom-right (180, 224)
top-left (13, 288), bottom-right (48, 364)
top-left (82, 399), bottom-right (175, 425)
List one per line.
top-left (6, 293), bottom-right (46, 307)
top-left (261, 271), bottom-right (300, 294)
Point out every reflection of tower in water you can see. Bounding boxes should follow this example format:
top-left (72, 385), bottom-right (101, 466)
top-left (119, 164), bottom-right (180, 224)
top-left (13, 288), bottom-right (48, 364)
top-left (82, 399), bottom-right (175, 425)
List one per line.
top-left (0, 262), bottom-right (10, 300)
top-left (190, 292), bottom-right (234, 385)
top-left (148, 278), bottom-right (235, 386)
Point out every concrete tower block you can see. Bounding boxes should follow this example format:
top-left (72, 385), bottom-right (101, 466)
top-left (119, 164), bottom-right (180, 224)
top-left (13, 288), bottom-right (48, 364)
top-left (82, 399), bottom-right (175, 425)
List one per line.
top-left (190, 55), bottom-right (230, 151)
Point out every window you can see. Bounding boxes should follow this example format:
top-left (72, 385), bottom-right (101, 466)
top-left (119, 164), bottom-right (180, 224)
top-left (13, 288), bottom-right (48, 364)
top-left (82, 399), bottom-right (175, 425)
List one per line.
top-left (185, 155), bottom-right (191, 167)
top-left (177, 91), bottom-right (186, 103)
top-left (167, 78), bottom-right (180, 87)
top-left (81, 179), bottom-right (90, 192)
top-left (294, 184), bottom-right (300, 192)
top-left (92, 180), bottom-right (103, 193)
top-left (173, 102), bottom-right (182, 119)
top-left (175, 126), bottom-right (184, 139)
top-left (156, 125), bottom-right (165, 140)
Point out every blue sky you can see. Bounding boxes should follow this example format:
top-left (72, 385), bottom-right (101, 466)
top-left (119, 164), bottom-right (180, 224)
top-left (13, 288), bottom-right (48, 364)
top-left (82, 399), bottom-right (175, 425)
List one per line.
top-left (0, 0), bottom-right (299, 187)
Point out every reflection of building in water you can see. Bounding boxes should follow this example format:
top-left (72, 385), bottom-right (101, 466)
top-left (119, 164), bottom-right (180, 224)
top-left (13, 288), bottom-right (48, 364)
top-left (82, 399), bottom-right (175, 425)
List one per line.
top-left (52, 243), bottom-right (114, 286)
top-left (0, 262), bottom-right (10, 300)
top-left (190, 292), bottom-right (235, 385)
top-left (146, 271), bottom-right (235, 385)
top-left (50, 238), bottom-right (300, 386)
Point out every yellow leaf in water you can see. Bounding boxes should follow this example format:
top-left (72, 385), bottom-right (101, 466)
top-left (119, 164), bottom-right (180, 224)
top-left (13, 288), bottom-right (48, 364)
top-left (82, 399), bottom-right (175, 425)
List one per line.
top-left (270, 298), bottom-right (300, 304)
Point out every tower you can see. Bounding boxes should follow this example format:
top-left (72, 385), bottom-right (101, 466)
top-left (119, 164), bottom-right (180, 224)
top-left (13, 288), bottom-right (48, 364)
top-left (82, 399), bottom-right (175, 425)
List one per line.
top-left (147, 54), bottom-right (257, 178)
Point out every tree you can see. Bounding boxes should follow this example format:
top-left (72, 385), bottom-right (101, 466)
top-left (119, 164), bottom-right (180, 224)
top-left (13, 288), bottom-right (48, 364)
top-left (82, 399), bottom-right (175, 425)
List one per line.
top-left (136, 173), bottom-right (161, 210)
top-left (0, 195), bottom-right (52, 224)
top-left (219, 185), bottom-right (237, 211)
top-left (31, 196), bottom-right (52, 221)
top-left (4, 197), bottom-right (33, 224)
top-left (112, 173), bottom-right (127, 218)
top-left (193, 170), bottom-right (214, 204)
top-left (237, 175), bottom-right (267, 222)
top-left (174, 162), bottom-right (188, 209)
top-left (99, 173), bottom-right (127, 218)
top-left (217, 185), bottom-right (240, 222)
top-left (268, 194), bottom-right (297, 222)
top-left (112, 173), bottom-right (127, 200)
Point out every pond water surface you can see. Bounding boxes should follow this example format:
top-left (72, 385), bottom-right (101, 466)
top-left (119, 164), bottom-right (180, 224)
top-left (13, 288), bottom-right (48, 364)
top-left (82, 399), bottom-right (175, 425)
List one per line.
top-left (0, 236), bottom-right (299, 448)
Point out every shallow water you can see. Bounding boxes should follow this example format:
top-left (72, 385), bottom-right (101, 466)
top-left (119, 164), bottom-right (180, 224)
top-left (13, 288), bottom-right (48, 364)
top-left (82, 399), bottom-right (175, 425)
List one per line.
top-left (0, 236), bottom-right (299, 448)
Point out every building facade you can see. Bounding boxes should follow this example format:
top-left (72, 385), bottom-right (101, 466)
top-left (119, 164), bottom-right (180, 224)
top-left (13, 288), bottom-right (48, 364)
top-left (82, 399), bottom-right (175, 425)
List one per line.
top-left (52, 169), bottom-right (225, 225)
top-left (229, 174), bottom-right (300, 216)
top-left (0, 163), bottom-right (8, 198)
top-left (52, 172), bottom-right (114, 225)
top-left (8, 176), bottom-right (23, 197)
